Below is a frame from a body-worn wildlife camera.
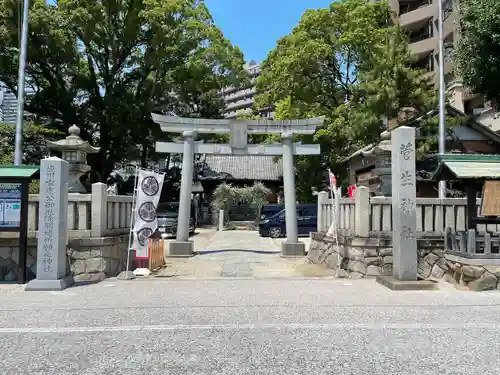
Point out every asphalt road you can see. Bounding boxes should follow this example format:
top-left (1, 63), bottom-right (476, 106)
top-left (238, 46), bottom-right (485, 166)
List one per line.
top-left (2, 278), bottom-right (500, 374)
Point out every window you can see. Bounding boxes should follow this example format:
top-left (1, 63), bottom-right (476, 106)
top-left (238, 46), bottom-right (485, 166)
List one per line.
top-left (63, 151), bottom-right (78, 162)
top-left (408, 21), bottom-right (433, 43)
top-left (302, 207), bottom-right (316, 217)
top-left (412, 53), bottom-right (434, 71)
top-left (278, 208), bottom-right (303, 218)
top-left (399, 0), bottom-right (432, 16)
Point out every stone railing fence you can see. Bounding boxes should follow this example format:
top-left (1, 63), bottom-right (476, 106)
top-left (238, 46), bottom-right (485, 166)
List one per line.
top-left (444, 227), bottom-right (500, 265)
top-left (27, 182), bottom-right (133, 239)
top-left (317, 187), bottom-right (495, 237)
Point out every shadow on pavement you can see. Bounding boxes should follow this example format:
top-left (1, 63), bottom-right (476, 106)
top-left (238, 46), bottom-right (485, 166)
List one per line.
top-left (69, 280), bottom-right (103, 288)
top-left (195, 249), bottom-right (281, 255)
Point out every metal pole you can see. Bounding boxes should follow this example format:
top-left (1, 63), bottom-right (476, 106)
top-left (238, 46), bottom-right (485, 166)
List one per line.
top-left (14, 0), bottom-right (30, 166)
top-left (437, 0), bottom-right (446, 199)
top-left (126, 166), bottom-right (139, 272)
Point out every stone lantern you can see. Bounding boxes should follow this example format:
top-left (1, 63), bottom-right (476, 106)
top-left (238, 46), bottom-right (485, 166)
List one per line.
top-left (363, 130), bottom-right (392, 196)
top-left (46, 125), bottom-right (100, 193)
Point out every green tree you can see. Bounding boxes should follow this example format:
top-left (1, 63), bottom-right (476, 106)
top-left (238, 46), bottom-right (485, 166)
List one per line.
top-left (0, 0), bottom-right (248, 178)
top-left (255, 0), bottom-right (435, 201)
top-left (248, 182), bottom-right (271, 224)
top-left (0, 123), bottom-right (64, 193)
top-left (0, 123), bottom-right (64, 165)
top-left (454, 0), bottom-right (500, 107)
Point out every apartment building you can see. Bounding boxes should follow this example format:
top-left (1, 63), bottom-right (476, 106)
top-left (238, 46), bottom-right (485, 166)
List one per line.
top-left (0, 83), bottom-right (34, 125)
top-left (391, 0), bottom-right (499, 128)
top-left (221, 61), bottom-right (274, 119)
top-left (0, 83), bottom-right (19, 125)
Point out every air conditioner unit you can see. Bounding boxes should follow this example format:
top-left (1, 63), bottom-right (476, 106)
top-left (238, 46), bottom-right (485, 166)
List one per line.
top-left (473, 108), bottom-right (485, 115)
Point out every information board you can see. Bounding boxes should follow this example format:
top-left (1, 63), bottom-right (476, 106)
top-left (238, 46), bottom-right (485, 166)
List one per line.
top-left (481, 180), bottom-right (500, 216)
top-left (0, 182), bottom-right (22, 228)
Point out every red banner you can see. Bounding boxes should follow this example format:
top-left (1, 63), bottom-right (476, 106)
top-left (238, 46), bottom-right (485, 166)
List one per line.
top-left (347, 185), bottom-right (357, 198)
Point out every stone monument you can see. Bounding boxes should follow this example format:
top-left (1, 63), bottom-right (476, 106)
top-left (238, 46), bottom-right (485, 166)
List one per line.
top-left (153, 115), bottom-right (323, 257)
top-left (26, 157), bottom-right (74, 291)
top-left (376, 126), bottom-right (435, 290)
top-left (391, 126), bottom-right (418, 280)
top-left (46, 125), bottom-right (100, 193)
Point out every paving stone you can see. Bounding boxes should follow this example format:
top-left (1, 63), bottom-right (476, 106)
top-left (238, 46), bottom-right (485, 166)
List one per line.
top-left (157, 231), bottom-right (321, 279)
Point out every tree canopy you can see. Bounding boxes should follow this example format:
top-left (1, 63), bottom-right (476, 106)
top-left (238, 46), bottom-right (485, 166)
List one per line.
top-left (454, 0), bottom-right (500, 108)
top-left (0, 122), bottom-right (64, 165)
top-left (255, 0), bottom-right (436, 201)
top-left (0, 0), bottom-right (248, 178)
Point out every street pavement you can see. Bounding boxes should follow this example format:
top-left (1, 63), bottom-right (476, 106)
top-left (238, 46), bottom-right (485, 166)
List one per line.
top-left (2, 230), bottom-right (500, 374)
top-left (1, 278), bottom-right (500, 374)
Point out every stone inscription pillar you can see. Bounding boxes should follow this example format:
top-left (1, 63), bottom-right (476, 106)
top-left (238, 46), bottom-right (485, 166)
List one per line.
top-left (26, 157), bottom-right (74, 291)
top-left (281, 132), bottom-right (305, 257)
top-left (391, 126), bottom-right (417, 281)
top-left (169, 131), bottom-right (196, 256)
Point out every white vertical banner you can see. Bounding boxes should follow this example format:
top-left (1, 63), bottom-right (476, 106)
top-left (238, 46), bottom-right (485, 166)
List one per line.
top-left (327, 170), bottom-right (343, 277)
top-left (326, 169), bottom-right (338, 238)
top-left (132, 169), bottom-right (165, 258)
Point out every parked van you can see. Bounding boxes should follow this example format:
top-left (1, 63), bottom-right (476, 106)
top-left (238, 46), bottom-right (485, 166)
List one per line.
top-left (258, 204), bottom-right (317, 238)
top-left (260, 204), bottom-right (284, 220)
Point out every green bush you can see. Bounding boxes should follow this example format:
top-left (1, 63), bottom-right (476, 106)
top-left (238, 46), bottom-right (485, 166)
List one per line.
top-left (213, 182), bottom-right (271, 227)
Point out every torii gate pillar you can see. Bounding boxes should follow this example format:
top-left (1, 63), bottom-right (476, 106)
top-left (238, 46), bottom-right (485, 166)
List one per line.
top-left (280, 131), bottom-right (303, 256)
top-left (170, 130), bottom-right (197, 256)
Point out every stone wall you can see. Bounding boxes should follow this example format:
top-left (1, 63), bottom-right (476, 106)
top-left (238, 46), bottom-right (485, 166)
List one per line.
top-left (0, 240), bottom-right (37, 282)
top-left (308, 233), bottom-right (394, 278)
top-left (308, 232), bottom-right (500, 291)
top-left (0, 235), bottom-right (129, 282)
top-left (67, 236), bottom-right (129, 282)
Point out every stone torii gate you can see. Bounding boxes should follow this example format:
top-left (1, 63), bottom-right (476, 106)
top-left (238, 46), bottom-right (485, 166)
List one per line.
top-left (152, 114), bottom-right (324, 257)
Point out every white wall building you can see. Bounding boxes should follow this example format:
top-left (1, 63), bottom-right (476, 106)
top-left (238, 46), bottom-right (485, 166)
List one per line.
top-left (221, 61), bottom-right (274, 119)
top-left (0, 83), bottom-right (19, 125)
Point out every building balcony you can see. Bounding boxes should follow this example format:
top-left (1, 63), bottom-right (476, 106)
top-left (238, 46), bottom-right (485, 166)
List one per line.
top-left (224, 87), bottom-right (258, 103)
top-left (224, 97), bottom-right (254, 112)
top-left (409, 35), bottom-right (436, 57)
top-left (399, 0), bottom-right (436, 28)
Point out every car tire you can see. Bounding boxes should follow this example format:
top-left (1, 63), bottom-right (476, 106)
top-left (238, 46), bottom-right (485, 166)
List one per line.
top-left (269, 227), bottom-right (282, 238)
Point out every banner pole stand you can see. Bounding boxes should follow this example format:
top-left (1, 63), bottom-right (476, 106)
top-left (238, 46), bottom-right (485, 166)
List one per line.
top-left (119, 166), bottom-right (165, 280)
top-left (326, 170), bottom-right (343, 278)
top-left (118, 166), bottom-right (139, 280)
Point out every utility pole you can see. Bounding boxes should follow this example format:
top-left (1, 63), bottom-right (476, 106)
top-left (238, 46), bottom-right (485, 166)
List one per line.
top-left (13, 0), bottom-right (30, 165)
top-left (437, 0), bottom-right (446, 199)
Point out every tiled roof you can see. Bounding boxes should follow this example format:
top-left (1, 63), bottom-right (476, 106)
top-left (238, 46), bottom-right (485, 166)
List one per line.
top-left (197, 155), bottom-right (283, 181)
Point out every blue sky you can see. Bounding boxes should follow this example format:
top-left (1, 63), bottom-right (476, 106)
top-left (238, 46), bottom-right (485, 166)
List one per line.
top-left (204, 0), bottom-right (334, 63)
